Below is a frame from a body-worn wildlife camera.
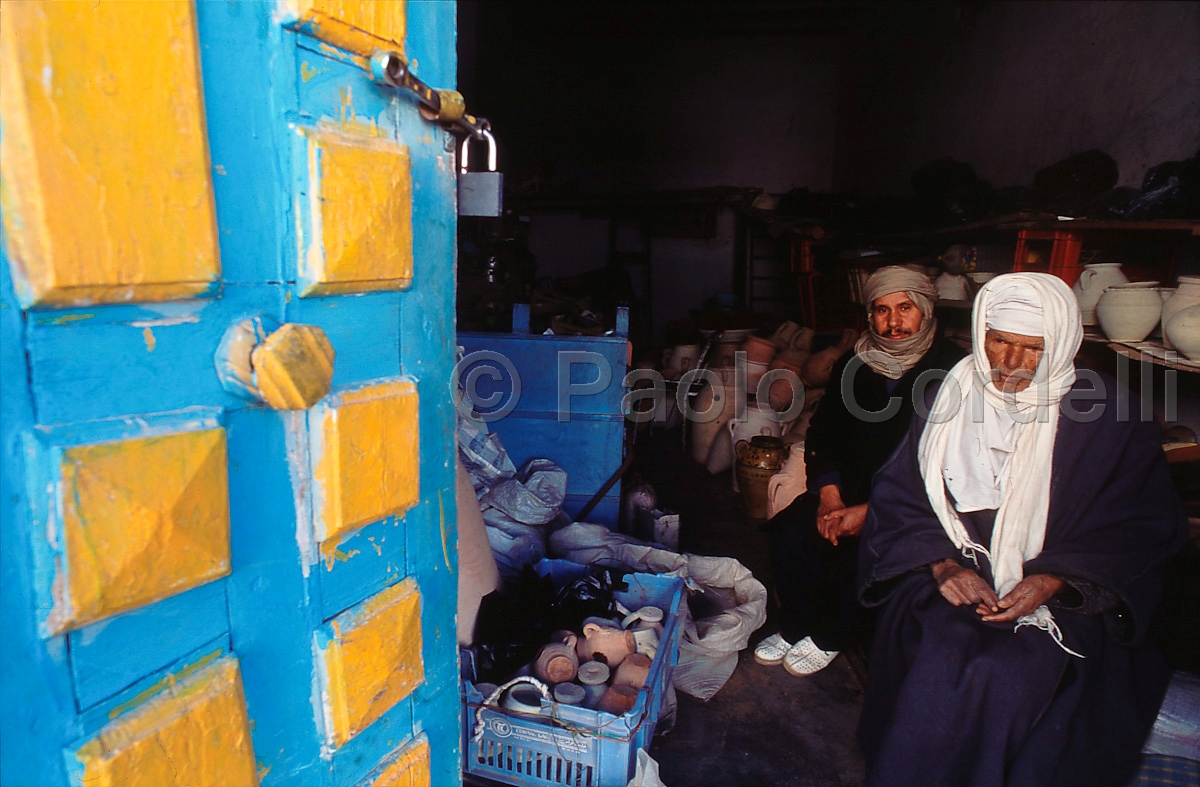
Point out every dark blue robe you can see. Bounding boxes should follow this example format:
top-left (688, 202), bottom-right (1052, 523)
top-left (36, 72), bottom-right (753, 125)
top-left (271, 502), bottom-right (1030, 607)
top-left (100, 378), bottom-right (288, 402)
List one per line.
top-left (857, 367), bottom-right (1188, 787)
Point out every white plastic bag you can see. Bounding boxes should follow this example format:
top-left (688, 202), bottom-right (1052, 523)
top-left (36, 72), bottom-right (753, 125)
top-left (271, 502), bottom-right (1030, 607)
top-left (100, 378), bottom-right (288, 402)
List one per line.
top-left (625, 749), bottom-right (668, 787)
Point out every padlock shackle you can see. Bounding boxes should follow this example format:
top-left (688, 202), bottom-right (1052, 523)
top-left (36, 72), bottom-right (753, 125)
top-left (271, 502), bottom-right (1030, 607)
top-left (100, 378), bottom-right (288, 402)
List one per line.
top-left (459, 129), bottom-right (497, 175)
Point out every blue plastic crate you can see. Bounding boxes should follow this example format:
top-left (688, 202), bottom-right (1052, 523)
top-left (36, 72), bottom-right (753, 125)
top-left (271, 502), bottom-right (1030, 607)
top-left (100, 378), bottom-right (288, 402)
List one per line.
top-left (462, 560), bottom-right (684, 787)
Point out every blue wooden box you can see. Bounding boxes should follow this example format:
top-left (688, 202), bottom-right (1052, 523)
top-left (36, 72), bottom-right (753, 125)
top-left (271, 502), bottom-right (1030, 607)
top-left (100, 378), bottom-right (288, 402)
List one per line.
top-left (458, 307), bottom-right (630, 528)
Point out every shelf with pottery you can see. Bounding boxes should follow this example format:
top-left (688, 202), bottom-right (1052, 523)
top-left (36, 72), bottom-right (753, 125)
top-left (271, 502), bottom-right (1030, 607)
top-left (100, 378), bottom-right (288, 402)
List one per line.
top-left (1082, 330), bottom-right (1200, 373)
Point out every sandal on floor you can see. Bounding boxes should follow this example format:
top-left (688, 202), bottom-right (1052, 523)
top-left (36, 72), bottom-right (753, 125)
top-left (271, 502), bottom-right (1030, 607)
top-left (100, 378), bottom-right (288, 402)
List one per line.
top-left (783, 637), bottom-right (839, 676)
top-left (753, 633), bottom-right (795, 666)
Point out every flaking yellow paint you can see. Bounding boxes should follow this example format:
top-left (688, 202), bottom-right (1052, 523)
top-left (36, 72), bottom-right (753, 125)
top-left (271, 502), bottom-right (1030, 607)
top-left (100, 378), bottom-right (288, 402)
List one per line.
top-left (279, 0), bottom-right (406, 58)
top-left (371, 736), bottom-right (431, 787)
top-left (73, 656), bottom-right (259, 787)
top-left (50, 429), bottom-right (232, 635)
top-left (319, 578), bottom-right (424, 748)
top-left (0, 1), bottom-right (220, 309)
top-left (297, 127), bottom-right (414, 296)
top-left (311, 379), bottom-right (419, 543)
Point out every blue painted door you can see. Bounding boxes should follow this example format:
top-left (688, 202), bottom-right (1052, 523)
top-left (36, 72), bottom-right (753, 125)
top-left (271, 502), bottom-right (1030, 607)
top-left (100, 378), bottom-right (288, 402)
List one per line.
top-left (1, 2), bottom-right (461, 786)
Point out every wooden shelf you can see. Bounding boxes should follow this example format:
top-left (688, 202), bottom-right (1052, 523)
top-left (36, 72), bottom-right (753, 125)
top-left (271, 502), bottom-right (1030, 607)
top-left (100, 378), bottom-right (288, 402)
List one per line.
top-left (1083, 331), bottom-right (1200, 373)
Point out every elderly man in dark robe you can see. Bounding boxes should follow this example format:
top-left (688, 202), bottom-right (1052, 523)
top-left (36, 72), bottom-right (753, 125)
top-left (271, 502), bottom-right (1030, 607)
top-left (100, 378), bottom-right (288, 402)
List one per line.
top-left (755, 266), bottom-right (965, 676)
top-left (858, 273), bottom-right (1187, 787)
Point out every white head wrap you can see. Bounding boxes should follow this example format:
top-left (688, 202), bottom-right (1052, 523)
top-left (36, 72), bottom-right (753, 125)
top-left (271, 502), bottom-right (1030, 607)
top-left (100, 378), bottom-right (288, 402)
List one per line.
top-left (917, 273), bottom-right (1082, 602)
top-left (853, 266), bottom-right (940, 379)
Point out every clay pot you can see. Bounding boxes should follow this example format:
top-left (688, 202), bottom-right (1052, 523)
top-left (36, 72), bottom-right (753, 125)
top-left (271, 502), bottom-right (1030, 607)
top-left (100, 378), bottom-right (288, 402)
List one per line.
top-left (690, 367), bottom-right (737, 465)
top-left (745, 360), bottom-right (769, 393)
top-left (709, 342), bottom-right (739, 368)
top-left (1162, 276), bottom-right (1200, 350)
top-left (727, 408), bottom-right (783, 493)
top-left (576, 661), bottom-right (611, 709)
top-left (534, 631), bottom-right (580, 684)
top-left (1096, 283), bottom-right (1162, 343)
top-left (1072, 263), bottom-right (1128, 325)
top-left (553, 682), bottom-right (586, 706)
top-left (1165, 304), bottom-right (1200, 360)
top-left (739, 334), bottom-right (777, 364)
top-left (667, 344), bottom-right (700, 378)
top-left (767, 352), bottom-right (806, 412)
top-left (735, 436), bottom-right (788, 519)
top-left (935, 272), bottom-right (969, 301)
top-left (771, 321), bottom-right (815, 353)
top-left (577, 621), bottom-right (636, 668)
top-left (801, 330), bottom-right (858, 389)
top-left (613, 652), bottom-right (652, 690)
top-left (596, 684), bottom-right (639, 716)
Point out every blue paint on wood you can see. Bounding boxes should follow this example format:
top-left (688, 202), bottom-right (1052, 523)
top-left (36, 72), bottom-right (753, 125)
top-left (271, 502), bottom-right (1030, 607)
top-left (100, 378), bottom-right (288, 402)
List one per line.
top-left (319, 516), bottom-right (408, 621)
top-left (73, 635), bottom-right (231, 735)
top-left (3, 2), bottom-right (464, 784)
top-left (68, 582), bottom-right (230, 710)
top-left (223, 407), bottom-right (328, 784)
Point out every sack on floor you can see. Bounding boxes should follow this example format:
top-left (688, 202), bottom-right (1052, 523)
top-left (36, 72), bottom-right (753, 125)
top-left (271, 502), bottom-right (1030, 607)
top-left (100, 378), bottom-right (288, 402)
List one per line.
top-left (549, 523), bottom-right (768, 701)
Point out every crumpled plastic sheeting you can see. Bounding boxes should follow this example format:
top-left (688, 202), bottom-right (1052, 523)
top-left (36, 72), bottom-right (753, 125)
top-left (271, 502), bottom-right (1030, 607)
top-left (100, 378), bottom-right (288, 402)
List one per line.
top-left (626, 748), bottom-right (668, 787)
top-left (457, 415), bottom-right (516, 492)
top-left (480, 458), bottom-right (567, 526)
top-left (549, 523), bottom-right (768, 701)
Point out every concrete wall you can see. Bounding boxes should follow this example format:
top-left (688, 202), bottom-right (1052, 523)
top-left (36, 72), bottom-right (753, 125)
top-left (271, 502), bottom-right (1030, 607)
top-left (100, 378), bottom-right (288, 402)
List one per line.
top-left (835, 1), bottom-right (1200, 194)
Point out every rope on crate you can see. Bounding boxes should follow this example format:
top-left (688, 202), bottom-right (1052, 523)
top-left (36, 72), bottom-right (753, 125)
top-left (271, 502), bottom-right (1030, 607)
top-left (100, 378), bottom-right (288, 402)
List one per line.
top-left (470, 676), bottom-right (651, 745)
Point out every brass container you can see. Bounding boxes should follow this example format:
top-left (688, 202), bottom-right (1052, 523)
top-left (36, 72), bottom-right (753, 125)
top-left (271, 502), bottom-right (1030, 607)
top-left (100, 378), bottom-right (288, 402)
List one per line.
top-left (735, 435), bottom-right (787, 519)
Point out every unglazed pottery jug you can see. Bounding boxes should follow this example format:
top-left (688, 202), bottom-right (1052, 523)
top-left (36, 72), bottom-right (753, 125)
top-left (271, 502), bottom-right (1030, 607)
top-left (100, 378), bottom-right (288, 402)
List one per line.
top-left (534, 630), bottom-right (580, 684)
top-left (1165, 305), bottom-right (1200, 360)
top-left (1162, 276), bottom-right (1200, 350)
top-left (1072, 262), bottom-right (1128, 325)
top-left (1096, 283), bottom-right (1162, 343)
top-left (735, 435), bottom-right (788, 519)
top-left (577, 621), bottom-right (636, 668)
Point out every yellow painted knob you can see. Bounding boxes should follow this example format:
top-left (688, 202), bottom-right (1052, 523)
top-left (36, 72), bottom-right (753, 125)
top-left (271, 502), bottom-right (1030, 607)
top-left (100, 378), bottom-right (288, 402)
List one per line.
top-left (250, 323), bottom-right (336, 410)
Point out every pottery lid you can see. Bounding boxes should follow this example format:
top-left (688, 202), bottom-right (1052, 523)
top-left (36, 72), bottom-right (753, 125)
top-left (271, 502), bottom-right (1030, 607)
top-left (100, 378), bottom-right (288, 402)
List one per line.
top-left (634, 606), bottom-right (664, 623)
top-left (577, 661), bottom-right (611, 685)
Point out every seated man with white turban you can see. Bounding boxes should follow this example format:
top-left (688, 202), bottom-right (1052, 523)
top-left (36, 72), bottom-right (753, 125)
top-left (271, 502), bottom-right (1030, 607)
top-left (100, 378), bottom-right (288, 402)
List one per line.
top-left (755, 266), bottom-right (965, 676)
top-left (857, 273), bottom-right (1187, 787)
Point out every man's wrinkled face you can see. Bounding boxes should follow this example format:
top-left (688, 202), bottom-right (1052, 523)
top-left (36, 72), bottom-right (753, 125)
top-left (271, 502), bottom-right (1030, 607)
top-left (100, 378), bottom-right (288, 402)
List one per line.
top-left (984, 329), bottom-right (1044, 392)
top-left (871, 291), bottom-right (923, 339)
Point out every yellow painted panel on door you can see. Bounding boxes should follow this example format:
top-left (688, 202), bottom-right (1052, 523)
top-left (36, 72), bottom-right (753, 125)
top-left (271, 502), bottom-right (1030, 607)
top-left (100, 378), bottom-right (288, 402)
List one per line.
top-left (317, 578), bottom-right (424, 748)
top-left (297, 127), bottom-right (414, 296)
top-left (0, 1), bottom-right (220, 309)
top-left (311, 379), bottom-right (419, 543)
top-left (71, 656), bottom-right (259, 787)
top-left (277, 0), bottom-right (406, 58)
top-left (50, 429), bottom-right (231, 636)
top-left (370, 736), bottom-right (431, 787)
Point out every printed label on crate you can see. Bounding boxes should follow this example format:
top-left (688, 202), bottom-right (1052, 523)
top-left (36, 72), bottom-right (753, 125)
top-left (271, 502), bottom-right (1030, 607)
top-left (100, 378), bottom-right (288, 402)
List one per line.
top-left (487, 718), bottom-right (593, 754)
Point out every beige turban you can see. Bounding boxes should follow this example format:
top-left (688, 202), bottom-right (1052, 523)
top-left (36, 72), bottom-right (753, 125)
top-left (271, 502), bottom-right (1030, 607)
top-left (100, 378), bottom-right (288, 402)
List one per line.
top-left (854, 266), bottom-right (940, 379)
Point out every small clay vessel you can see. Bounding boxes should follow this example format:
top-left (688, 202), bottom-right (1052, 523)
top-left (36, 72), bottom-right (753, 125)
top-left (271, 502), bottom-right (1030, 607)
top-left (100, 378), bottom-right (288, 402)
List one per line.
top-left (596, 684), bottom-right (639, 716)
top-left (613, 652), bottom-right (652, 690)
top-left (576, 621), bottom-right (636, 668)
top-left (534, 631), bottom-right (579, 684)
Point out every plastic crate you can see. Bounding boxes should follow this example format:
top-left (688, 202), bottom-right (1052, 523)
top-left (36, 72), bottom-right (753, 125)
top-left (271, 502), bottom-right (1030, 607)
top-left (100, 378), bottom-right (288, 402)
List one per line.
top-left (461, 560), bottom-right (684, 787)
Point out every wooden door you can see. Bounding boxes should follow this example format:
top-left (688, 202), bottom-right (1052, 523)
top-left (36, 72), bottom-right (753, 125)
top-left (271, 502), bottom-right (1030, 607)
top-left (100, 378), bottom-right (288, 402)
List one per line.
top-left (0, 2), bottom-right (461, 785)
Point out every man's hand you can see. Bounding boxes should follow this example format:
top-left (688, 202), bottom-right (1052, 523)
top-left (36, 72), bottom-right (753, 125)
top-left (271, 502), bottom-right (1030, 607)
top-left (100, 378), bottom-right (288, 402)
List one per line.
top-left (979, 574), bottom-right (1065, 622)
top-left (819, 504), bottom-right (867, 546)
top-left (931, 558), bottom-right (1000, 612)
top-left (816, 485), bottom-right (844, 523)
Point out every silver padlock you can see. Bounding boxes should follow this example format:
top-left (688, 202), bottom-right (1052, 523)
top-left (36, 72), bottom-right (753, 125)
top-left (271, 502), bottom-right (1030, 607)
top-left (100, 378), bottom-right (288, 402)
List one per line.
top-left (458, 130), bottom-right (503, 217)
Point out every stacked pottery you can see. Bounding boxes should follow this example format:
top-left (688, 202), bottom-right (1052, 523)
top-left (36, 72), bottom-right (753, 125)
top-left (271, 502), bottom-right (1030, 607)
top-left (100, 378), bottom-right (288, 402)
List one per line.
top-left (740, 335), bottom-right (775, 393)
top-left (767, 351), bottom-right (806, 412)
top-left (665, 344), bottom-right (700, 379)
top-left (534, 631), bottom-right (580, 684)
top-left (1072, 263), bottom-right (1128, 325)
top-left (1162, 277), bottom-right (1200, 350)
top-left (1096, 283), bottom-right (1162, 343)
top-left (1165, 305), bottom-right (1200, 360)
top-left (691, 367), bottom-right (737, 465)
top-left (734, 436), bottom-right (788, 519)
